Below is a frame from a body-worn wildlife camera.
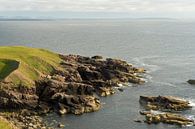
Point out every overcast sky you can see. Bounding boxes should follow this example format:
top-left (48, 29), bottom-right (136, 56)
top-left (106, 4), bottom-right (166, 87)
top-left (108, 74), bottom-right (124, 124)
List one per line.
top-left (0, 0), bottom-right (195, 18)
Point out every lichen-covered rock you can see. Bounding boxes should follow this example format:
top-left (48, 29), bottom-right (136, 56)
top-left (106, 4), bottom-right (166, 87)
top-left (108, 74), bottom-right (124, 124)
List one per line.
top-left (139, 96), bottom-right (192, 111)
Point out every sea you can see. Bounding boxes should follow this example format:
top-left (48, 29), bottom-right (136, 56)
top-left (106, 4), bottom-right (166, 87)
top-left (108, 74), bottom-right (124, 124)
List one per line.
top-left (0, 19), bottom-right (195, 129)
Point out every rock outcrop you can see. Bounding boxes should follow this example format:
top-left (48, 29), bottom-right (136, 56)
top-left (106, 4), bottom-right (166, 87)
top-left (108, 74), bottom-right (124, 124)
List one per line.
top-left (35, 55), bottom-right (145, 115)
top-left (138, 96), bottom-right (194, 127)
top-left (139, 96), bottom-right (192, 111)
top-left (0, 82), bottom-right (38, 109)
top-left (140, 111), bottom-right (194, 126)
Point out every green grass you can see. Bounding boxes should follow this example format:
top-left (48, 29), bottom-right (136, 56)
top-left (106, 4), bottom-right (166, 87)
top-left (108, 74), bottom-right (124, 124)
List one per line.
top-left (0, 119), bottom-right (14, 129)
top-left (0, 46), bottom-right (62, 87)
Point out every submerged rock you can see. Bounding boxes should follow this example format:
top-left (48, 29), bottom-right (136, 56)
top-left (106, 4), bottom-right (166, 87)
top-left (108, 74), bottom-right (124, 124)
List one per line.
top-left (134, 119), bottom-right (142, 123)
top-left (139, 96), bottom-right (192, 111)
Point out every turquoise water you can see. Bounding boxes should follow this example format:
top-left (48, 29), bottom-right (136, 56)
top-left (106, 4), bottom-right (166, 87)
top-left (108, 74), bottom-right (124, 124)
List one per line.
top-left (0, 19), bottom-right (195, 129)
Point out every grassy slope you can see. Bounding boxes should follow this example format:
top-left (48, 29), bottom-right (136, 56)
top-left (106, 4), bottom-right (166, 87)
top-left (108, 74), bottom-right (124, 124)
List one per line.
top-left (0, 116), bottom-right (16, 129)
top-left (0, 46), bottom-right (62, 86)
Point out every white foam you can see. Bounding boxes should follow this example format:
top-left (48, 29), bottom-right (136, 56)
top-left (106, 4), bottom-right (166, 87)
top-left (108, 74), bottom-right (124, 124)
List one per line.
top-left (188, 99), bottom-right (195, 108)
top-left (132, 57), bottom-right (161, 73)
top-left (185, 115), bottom-right (195, 127)
top-left (186, 115), bottom-right (195, 121)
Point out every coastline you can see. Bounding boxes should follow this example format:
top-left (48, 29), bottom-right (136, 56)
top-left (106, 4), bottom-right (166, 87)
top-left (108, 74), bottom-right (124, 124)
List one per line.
top-left (0, 46), bottom-right (146, 129)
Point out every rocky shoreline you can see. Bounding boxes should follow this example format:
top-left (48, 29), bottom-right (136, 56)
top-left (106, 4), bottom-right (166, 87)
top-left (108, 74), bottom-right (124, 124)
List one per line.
top-left (0, 54), bottom-right (146, 129)
top-left (1, 54), bottom-right (194, 128)
top-left (136, 96), bottom-right (195, 127)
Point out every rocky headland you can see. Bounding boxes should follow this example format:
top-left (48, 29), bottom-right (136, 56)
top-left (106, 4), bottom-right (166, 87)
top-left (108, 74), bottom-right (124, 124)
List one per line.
top-left (0, 46), bottom-right (146, 129)
top-left (1, 46), bottom-right (194, 128)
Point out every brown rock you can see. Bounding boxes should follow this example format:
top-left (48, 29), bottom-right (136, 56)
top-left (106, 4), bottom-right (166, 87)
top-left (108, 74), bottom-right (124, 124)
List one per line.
top-left (139, 96), bottom-right (192, 111)
top-left (141, 111), bottom-right (194, 126)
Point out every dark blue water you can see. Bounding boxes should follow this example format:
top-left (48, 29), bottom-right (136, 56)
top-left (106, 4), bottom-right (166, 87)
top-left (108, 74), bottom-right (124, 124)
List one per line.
top-left (1, 19), bottom-right (195, 129)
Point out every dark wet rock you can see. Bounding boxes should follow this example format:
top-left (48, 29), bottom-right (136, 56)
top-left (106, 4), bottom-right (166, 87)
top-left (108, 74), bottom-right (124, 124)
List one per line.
top-left (91, 55), bottom-right (103, 60)
top-left (139, 96), bottom-right (192, 111)
top-left (187, 80), bottom-right (195, 85)
top-left (36, 102), bottom-right (51, 115)
top-left (118, 88), bottom-right (124, 92)
top-left (51, 93), bottom-right (101, 115)
top-left (140, 111), bottom-right (194, 126)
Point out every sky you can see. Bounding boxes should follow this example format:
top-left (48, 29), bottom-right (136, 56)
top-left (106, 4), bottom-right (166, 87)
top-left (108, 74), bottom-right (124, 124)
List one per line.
top-left (0, 0), bottom-right (195, 19)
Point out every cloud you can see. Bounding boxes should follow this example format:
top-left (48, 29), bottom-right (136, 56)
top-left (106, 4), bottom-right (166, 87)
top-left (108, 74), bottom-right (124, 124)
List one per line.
top-left (0, 0), bottom-right (195, 18)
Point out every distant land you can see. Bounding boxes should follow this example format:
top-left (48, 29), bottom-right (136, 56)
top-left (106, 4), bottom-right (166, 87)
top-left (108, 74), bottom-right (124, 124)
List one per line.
top-left (0, 17), bottom-right (178, 21)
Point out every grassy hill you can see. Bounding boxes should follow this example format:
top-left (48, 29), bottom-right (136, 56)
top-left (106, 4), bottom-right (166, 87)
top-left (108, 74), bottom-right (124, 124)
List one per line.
top-left (0, 46), bottom-right (62, 86)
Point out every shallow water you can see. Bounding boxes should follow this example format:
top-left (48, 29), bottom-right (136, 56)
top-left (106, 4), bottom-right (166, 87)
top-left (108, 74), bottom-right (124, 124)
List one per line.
top-left (0, 19), bottom-right (195, 129)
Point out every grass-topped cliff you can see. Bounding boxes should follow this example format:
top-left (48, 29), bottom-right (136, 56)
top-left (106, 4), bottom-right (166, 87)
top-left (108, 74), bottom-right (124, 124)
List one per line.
top-left (0, 46), bottom-right (62, 86)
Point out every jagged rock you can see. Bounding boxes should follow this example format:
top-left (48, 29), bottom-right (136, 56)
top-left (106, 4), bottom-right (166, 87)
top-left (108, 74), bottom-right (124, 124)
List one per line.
top-left (140, 111), bottom-right (194, 126)
top-left (187, 80), bottom-right (195, 85)
top-left (0, 87), bottom-right (38, 109)
top-left (34, 55), bottom-right (145, 115)
top-left (139, 96), bottom-right (192, 111)
top-left (50, 93), bottom-right (101, 115)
